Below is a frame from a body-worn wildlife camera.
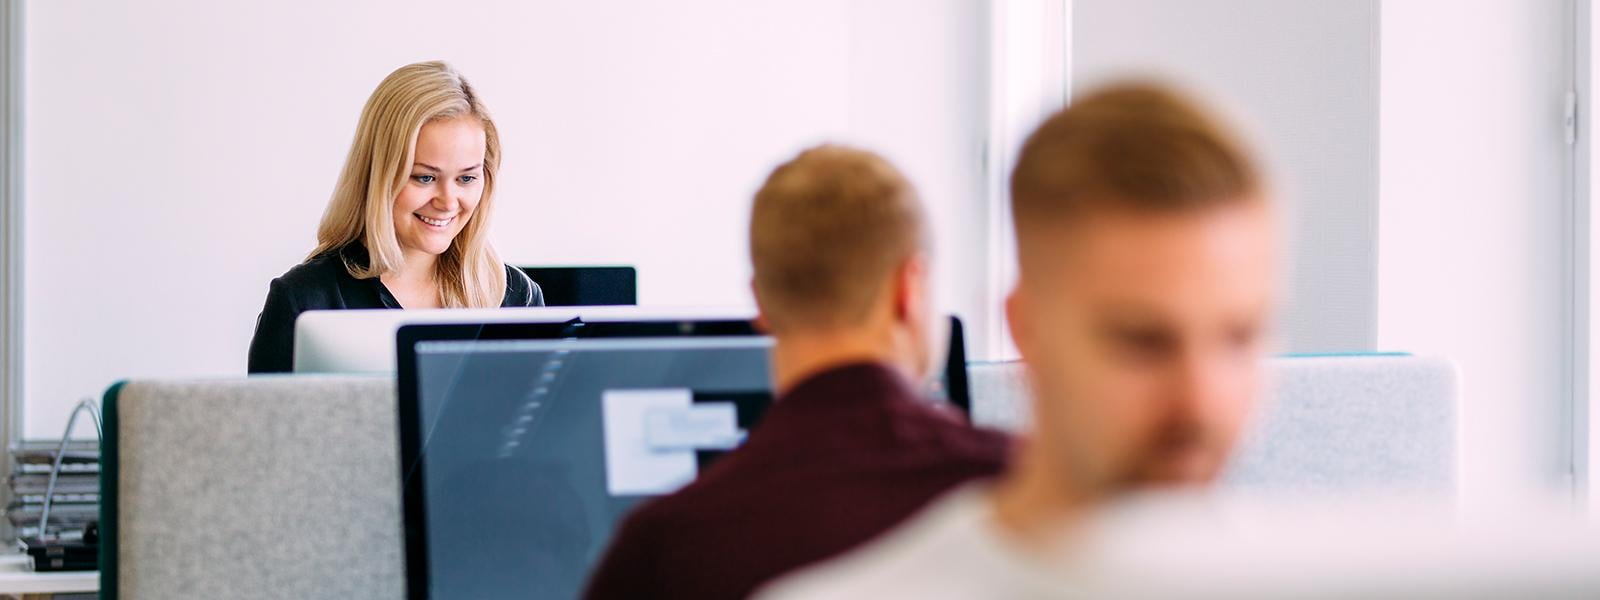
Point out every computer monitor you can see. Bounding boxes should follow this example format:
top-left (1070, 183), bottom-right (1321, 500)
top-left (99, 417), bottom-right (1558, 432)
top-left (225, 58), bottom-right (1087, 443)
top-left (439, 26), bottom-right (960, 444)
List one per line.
top-left (518, 266), bottom-right (638, 306)
top-left (395, 319), bottom-right (773, 599)
top-left (291, 305), bottom-right (751, 374)
top-left (943, 315), bottom-right (972, 417)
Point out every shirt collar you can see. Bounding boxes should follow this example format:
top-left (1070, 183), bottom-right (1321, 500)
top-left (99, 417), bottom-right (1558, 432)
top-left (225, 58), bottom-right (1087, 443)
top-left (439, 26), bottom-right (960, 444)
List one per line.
top-left (337, 243), bottom-right (403, 309)
top-left (777, 361), bottom-right (924, 409)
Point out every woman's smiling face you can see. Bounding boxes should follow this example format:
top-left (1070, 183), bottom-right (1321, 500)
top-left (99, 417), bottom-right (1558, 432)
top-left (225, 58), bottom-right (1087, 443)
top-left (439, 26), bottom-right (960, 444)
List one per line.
top-left (392, 116), bottom-right (487, 258)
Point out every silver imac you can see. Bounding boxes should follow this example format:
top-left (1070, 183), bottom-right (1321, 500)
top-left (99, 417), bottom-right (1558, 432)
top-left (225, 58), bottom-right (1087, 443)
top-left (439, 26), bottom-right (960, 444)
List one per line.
top-left (291, 306), bottom-right (755, 374)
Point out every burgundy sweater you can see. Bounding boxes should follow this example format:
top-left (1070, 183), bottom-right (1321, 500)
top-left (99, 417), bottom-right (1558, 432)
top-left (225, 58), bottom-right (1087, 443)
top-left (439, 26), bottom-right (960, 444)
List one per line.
top-left (582, 362), bottom-right (1011, 600)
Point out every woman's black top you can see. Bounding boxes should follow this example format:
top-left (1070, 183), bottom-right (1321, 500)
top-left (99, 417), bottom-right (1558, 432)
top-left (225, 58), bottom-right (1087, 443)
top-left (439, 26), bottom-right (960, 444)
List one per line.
top-left (247, 244), bottom-right (544, 374)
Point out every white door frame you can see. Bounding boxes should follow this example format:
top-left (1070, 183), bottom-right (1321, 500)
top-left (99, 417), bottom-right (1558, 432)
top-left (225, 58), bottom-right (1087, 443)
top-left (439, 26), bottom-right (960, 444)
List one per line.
top-left (1573, 0), bottom-right (1600, 516)
top-left (982, 0), bottom-right (1070, 361)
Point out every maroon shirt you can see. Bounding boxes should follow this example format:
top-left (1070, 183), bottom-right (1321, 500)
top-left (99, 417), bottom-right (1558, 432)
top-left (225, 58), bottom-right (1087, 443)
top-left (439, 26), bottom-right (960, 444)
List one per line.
top-left (582, 362), bottom-right (1011, 600)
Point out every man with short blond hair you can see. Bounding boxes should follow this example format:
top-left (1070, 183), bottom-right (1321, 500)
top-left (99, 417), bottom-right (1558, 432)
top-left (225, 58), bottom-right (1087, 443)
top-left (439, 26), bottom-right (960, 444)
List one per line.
top-left (760, 83), bottom-right (1278, 598)
top-left (750, 144), bottom-right (928, 332)
top-left (583, 145), bottom-right (1010, 600)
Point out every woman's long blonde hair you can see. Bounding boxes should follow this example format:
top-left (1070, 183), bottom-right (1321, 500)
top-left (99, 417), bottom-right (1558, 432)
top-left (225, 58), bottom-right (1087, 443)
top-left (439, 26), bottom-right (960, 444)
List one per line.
top-left (310, 60), bottom-right (506, 308)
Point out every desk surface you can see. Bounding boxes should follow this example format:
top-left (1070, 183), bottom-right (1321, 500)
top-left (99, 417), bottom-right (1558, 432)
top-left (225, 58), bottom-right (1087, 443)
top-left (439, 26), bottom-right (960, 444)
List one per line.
top-left (0, 571), bottom-right (98, 594)
top-left (0, 555), bottom-right (97, 594)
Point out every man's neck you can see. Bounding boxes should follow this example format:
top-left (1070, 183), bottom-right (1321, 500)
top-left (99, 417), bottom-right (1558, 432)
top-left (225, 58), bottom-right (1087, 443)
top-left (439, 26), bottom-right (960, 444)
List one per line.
top-left (770, 329), bottom-right (905, 397)
top-left (987, 446), bottom-right (1093, 553)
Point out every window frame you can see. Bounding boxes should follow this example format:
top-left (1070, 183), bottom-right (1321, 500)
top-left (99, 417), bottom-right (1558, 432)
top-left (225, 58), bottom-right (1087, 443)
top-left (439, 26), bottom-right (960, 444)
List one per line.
top-left (1, 0), bottom-right (25, 496)
top-left (1575, 0), bottom-right (1598, 515)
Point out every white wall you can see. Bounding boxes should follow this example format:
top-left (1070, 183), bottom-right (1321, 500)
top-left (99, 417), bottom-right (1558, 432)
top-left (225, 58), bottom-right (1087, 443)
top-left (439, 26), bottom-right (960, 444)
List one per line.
top-left (844, 1), bottom-right (992, 359)
top-left (23, 0), bottom-right (1581, 503)
top-left (20, 0), bottom-right (989, 438)
top-left (1377, 0), bottom-right (1575, 503)
top-left (1070, 0), bottom-right (1382, 354)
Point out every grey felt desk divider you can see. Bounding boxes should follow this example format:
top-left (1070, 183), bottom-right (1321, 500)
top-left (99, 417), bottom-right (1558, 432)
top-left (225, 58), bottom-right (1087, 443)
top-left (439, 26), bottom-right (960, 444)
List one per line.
top-left (968, 355), bottom-right (1460, 493)
top-left (102, 375), bottom-right (402, 599)
top-left (102, 355), bottom-right (1456, 598)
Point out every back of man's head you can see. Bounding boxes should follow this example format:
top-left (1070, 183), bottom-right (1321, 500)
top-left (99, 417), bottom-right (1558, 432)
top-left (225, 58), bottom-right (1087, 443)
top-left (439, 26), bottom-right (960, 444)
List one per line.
top-left (1005, 83), bottom-right (1276, 496)
top-left (750, 145), bottom-right (928, 334)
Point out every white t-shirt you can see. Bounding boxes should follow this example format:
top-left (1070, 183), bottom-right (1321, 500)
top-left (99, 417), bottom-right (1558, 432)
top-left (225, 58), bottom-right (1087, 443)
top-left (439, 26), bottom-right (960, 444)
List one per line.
top-left (763, 486), bottom-right (1600, 599)
top-left (754, 484), bottom-right (1078, 600)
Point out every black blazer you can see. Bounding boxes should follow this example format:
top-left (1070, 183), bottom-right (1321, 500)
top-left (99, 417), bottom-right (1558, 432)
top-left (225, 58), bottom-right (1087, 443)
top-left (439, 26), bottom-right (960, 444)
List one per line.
top-left (247, 244), bottom-right (544, 374)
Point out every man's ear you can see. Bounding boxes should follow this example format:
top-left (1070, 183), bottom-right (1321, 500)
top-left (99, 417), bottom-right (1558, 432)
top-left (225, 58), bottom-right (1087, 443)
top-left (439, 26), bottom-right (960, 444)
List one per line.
top-left (1005, 285), bottom-right (1029, 356)
top-left (750, 279), bottom-right (772, 333)
top-left (894, 253), bottom-right (930, 323)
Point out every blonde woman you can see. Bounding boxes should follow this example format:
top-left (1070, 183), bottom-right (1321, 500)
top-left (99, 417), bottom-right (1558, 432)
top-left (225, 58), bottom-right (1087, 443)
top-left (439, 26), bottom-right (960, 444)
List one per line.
top-left (248, 61), bottom-right (542, 373)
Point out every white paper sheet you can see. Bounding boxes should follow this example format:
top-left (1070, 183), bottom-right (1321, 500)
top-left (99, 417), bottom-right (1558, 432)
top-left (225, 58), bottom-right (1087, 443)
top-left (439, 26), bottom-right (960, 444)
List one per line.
top-left (601, 388), bottom-right (698, 496)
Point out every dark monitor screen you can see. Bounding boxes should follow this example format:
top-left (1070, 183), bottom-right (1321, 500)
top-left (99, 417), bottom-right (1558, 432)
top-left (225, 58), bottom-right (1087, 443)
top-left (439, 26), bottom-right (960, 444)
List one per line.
top-left (395, 316), bottom-right (972, 599)
top-left (519, 266), bottom-right (638, 307)
top-left (396, 320), bottom-right (771, 599)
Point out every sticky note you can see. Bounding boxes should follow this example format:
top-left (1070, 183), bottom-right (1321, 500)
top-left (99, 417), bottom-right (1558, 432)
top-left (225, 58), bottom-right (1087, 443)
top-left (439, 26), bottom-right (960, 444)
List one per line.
top-left (644, 402), bottom-right (743, 451)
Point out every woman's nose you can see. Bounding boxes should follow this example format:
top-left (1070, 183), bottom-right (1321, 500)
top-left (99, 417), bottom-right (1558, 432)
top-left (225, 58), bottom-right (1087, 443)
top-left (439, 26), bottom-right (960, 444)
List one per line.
top-left (433, 188), bottom-right (461, 211)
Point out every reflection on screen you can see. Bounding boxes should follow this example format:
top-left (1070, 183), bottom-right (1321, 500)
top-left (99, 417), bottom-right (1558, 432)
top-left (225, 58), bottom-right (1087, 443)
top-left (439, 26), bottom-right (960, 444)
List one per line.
top-left (412, 337), bottom-right (772, 598)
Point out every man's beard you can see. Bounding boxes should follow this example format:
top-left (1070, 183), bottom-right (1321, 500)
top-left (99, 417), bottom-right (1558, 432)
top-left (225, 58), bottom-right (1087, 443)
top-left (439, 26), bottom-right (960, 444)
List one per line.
top-left (1118, 423), bottom-right (1229, 488)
